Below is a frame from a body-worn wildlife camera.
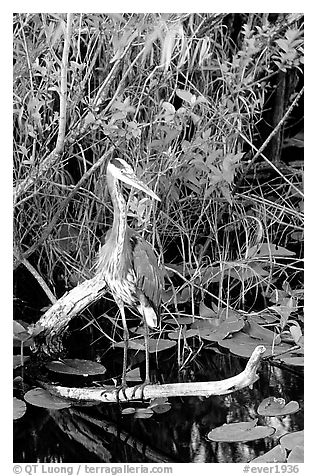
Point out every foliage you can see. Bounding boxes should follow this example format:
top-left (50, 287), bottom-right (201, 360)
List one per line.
top-left (13, 13), bottom-right (304, 370)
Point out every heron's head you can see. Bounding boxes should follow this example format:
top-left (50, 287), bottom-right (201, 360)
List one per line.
top-left (107, 158), bottom-right (160, 201)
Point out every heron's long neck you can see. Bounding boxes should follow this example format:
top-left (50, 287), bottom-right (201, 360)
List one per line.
top-left (107, 171), bottom-right (127, 255)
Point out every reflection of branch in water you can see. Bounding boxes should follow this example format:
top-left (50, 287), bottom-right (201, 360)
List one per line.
top-left (49, 408), bottom-right (112, 462)
top-left (50, 407), bottom-right (175, 463)
top-left (40, 346), bottom-right (266, 403)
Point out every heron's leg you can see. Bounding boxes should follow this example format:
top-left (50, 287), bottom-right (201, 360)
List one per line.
top-left (117, 303), bottom-right (129, 401)
top-left (131, 319), bottom-right (151, 400)
top-left (144, 320), bottom-right (151, 385)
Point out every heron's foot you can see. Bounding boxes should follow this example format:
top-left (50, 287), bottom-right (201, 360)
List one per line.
top-left (115, 382), bottom-right (129, 403)
top-left (131, 380), bottom-right (150, 401)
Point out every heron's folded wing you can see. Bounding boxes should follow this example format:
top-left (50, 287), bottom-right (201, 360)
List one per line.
top-left (131, 235), bottom-right (163, 311)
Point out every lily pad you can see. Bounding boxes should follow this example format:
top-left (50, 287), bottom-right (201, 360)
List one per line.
top-left (218, 318), bottom-right (294, 358)
top-left (126, 368), bottom-right (142, 382)
top-left (280, 430), bottom-right (304, 450)
top-left (164, 316), bottom-right (195, 325)
top-left (287, 445), bottom-right (304, 463)
top-left (207, 419), bottom-right (275, 442)
top-left (134, 408), bottom-right (154, 419)
top-left (13, 321), bottom-right (31, 342)
top-left (150, 403), bottom-right (172, 414)
top-left (46, 359), bottom-right (106, 376)
top-left (24, 388), bottom-right (71, 410)
top-left (191, 317), bottom-right (219, 330)
top-left (115, 338), bottom-right (176, 353)
top-left (200, 316), bottom-right (245, 342)
top-left (167, 328), bottom-right (199, 340)
top-left (13, 355), bottom-right (30, 369)
top-left (199, 301), bottom-right (218, 318)
top-left (13, 397), bottom-right (27, 420)
top-left (257, 397), bottom-right (300, 416)
top-left (121, 407), bottom-right (136, 415)
top-left (149, 398), bottom-right (171, 414)
top-left (252, 444), bottom-right (287, 463)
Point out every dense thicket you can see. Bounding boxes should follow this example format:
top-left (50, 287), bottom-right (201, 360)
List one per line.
top-left (13, 13), bottom-right (303, 326)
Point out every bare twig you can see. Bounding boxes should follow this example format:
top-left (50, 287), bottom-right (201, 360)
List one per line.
top-left (55, 13), bottom-right (73, 154)
top-left (20, 257), bottom-right (57, 304)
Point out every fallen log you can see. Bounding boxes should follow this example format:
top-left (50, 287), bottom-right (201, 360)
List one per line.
top-left (40, 345), bottom-right (266, 402)
top-left (33, 274), bottom-right (107, 355)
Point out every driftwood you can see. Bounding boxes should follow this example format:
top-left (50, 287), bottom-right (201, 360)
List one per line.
top-left (34, 274), bottom-right (107, 355)
top-left (40, 345), bottom-right (266, 402)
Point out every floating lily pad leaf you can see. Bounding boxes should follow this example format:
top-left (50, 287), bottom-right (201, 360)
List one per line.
top-left (13, 321), bottom-right (27, 335)
top-left (191, 317), bottom-right (219, 330)
top-left (115, 338), bottom-right (176, 353)
top-left (251, 312), bottom-right (279, 325)
top-left (150, 403), bottom-right (172, 414)
top-left (168, 328), bottom-right (199, 340)
top-left (207, 420), bottom-right (275, 442)
top-left (199, 301), bottom-right (217, 318)
top-left (280, 430), bottom-right (304, 450)
top-left (218, 308), bottom-right (243, 321)
top-left (279, 356), bottom-right (304, 367)
top-left (13, 397), bottom-right (27, 420)
top-left (13, 355), bottom-right (30, 369)
top-left (126, 368), bottom-right (142, 382)
top-left (46, 359), bottom-right (106, 376)
top-left (251, 444), bottom-right (287, 463)
top-left (13, 337), bottom-right (34, 348)
top-left (162, 286), bottom-right (191, 304)
top-left (13, 376), bottom-right (24, 391)
top-left (121, 407), bottom-right (136, 415)
top-left (245, 319), bottom-right (281, 343)
top-left (247, 242), bottom-right (296, 258)
top-left (287, 445), bottom-right (304, 463)
top-left (134, 408), bottom-right (154, 419)
top-left (257, 397), bottom-right (300, 416)
top-left (201, 316), bottom-right (245, 342)
top-left (24, 388), bottom-right (71, 410)
top-left (149, 397), bottom-right (168, 406)
top-left (164, 316), bottom-right (195, 325)
top-left (130, 326), bottom-right (147, 335)
top-left (219, 334), bottom-right (293, 359)
top-left (13, 321), bottom-right (31, 342)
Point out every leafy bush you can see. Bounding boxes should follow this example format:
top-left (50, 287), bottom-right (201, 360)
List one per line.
top-left (13, 13), bottom-right (304, 358)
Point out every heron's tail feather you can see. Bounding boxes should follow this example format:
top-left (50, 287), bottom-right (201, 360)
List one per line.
top-left (137, 294), bottom-right (158, 328)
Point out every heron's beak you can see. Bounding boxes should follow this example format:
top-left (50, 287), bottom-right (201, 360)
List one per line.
top-left (120, 170), bottom-right (161, 201)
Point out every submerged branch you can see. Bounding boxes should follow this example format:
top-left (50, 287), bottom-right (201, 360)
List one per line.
top-left (41, 345), bottom-right (266, 401)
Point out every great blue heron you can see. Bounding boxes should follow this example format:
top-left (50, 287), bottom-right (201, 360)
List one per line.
top-left (96, 157), bottom-right (163, 398)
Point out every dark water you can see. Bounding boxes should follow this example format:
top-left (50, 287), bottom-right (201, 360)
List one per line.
top-left (13, 347), bottom-right (303, 463)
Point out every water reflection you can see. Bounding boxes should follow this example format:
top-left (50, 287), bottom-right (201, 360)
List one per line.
top-left (14, 350), bottom-right (303, 463)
